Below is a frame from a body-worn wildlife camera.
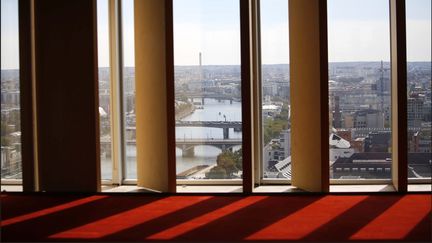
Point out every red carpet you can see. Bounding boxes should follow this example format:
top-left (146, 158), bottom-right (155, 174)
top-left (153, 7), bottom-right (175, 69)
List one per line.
top-left (1, 193), bottom-right (431, 242)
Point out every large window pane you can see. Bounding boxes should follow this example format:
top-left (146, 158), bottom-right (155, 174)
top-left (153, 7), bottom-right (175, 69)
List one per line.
top-left (97, 0), bottom-right (112, 180)
top-left (174, 0), bottom-right (242, 180)
top-left (328, 0), bottom-right (392, 180)
top-left (122, 0), bottom-right (137, 180)
top-left (260, 0), bottom-right (291, 180)
top-left (406, 0), bottom-right (431, 180)
top-left (1, 0), bottom-right (21, 180)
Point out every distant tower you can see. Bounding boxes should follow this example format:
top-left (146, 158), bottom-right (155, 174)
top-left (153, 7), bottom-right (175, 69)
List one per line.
top-left (199, 52), bottom-right (203, 83)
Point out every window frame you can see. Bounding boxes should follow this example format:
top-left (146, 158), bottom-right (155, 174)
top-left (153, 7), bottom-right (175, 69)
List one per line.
top-left (6, 0), bottom-right (429, 192)
top-left (256, 0), bottom-right (292, 185)
top-left (80, 0), bottom-right (432, 190)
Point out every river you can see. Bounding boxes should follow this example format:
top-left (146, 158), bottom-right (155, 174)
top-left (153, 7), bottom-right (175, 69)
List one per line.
top-left (175, 98), bottom-right (242, 175)
top-left (101, 98), bottom-right (242, 180)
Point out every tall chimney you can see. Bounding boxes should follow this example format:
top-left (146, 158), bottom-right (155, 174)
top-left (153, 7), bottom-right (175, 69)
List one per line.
top-left (199, 52), bottom-right (203, 83)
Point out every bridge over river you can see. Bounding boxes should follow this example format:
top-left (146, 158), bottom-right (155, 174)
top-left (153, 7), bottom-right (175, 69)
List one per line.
top-left (175, 121), bottom-right (242, 139)
top-left (101, 138), bottom-right (242, 157)
top-left (176, 92), bottom-right (240, 104)
top-left (101, 121), bottom-right (242, 157)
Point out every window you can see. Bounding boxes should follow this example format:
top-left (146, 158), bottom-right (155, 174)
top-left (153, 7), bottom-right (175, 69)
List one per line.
top-left (173, 0), bottom-right (242, 180)
top-left (121, 0), bottom-right (137, 180)
top-left (1, 0), bottom-right (427, 193)
top-left (92, 0), bottom-right (432, 190)
top-left (406, 0), bottom-right (431, 181)
top-left (328, 0), bottom-right (392, 180)
top-left (98, 0), bottom-right (137, 183)
top-left (97, 0), bottom-right (112, 181)
top-left (260, 0), bottom-right (290, 180)
top-left (1, 0), bottom-right (21, 181)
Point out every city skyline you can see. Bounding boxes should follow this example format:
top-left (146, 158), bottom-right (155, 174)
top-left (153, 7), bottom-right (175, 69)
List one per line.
top-left (2, 57), bottom-right (431, 180)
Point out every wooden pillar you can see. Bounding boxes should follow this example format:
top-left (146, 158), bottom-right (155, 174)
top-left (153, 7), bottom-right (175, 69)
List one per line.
top-left (34, 0), bottom-right (100, 192)
top-left (240, 0), bottom-right (253, 193)
top-left (390, 0), bottom-right (408, 192)
top-left (289, 0), bottom-right (329, 192)
top-left (134, 0), bottom-right (175, 192)
top-left (19, 0), bottom-right (36, 192)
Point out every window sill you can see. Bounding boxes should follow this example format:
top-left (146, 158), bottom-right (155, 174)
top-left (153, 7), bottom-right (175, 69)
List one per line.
top-left (330, 184), bottom-right (395, 193)
top-left (408, 184), bottom-right (431, 192)
top-left (1, 185), bottom-right (23, 192)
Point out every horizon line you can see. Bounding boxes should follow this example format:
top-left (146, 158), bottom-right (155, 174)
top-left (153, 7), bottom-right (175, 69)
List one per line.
top-left (1, 61), bottom-right (431, 70)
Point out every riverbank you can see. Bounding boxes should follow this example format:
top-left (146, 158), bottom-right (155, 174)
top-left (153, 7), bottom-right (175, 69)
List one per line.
top-left (175, 102), bottom-right (195, 120)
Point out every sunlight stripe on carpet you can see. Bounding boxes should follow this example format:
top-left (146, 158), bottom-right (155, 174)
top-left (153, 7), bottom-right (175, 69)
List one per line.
top-left (350, 195), bottom-right (431, 240)
top-left (147, 196), bottom-right (268, 240)
top-left (49, 196), bottom-right (212, 239)
top-left (1, 195), bottom-right (107, 227)
top-left (246, 195), bottom-right (367, 240)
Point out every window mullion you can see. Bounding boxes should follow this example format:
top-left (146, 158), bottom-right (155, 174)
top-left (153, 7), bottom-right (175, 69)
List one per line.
top-left (108, 0), bottom-right (124, 185)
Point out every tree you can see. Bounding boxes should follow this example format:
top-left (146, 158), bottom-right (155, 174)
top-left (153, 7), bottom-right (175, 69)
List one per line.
top-left (217, 151), bottom-right (238, 176)
top-left (217, 149), bottom-right (242, 177)
top-left (205, 166), bottom-right (227, 179)
top-left (205, 148), bottom-right (243, 179)
top-left (263, 102), bottom-right (290, 144)
top-left (233, 148), bottom-right (242, 171)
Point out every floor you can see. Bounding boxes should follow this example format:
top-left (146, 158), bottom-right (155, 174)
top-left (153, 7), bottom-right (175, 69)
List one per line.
top-left (1, 184), bottom-right (431, 193)
top-left (1, 193), bottom-right (430, 242)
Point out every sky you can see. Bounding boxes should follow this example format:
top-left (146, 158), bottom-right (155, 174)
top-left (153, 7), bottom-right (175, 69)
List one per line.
top-left (1, 0), bottom-right (19, 70)
top-left (1, 0), bottom-right (431, 69)
top-left (328, 0), bottom-right (431, 62)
